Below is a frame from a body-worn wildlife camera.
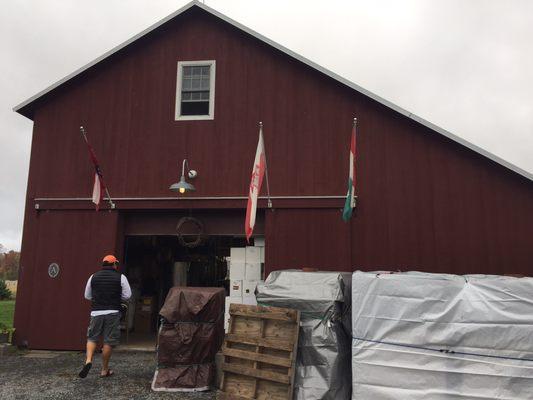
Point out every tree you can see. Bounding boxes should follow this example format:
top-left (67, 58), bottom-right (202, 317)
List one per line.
top-left (0, 245), bottom-right (20, 281)
top-left (0, 249), bottom-right (20, 281)
top-left (0, 280), bottom-right (11, 300)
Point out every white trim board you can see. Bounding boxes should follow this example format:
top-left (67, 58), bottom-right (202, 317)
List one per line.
top-left (12, 0), bottom-right (533, 182)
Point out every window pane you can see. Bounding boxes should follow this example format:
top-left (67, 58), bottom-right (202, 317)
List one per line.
top-left (191, 78), bottom-right (201, 90)
top-left (182, 92), bottom-right (191, 100)
top-left (201, 66), bottom-right (210, 77)
top-left (192, 66), bottom-right (201, 76)
top-left (181, 101), bottom-right (209, 116)
top-left (183, 66), bottom-right (193, 77)
top-left (182, 78), bottom-right (192, 90)
top-left (200, 77), bottom-right (210, 90)
top-left (200, 91), bottom-right (209, 100)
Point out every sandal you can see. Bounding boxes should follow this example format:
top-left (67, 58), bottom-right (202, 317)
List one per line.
top-left (78, 362), bottom-right (92, 378)
top-left (100, 369), bottom-right (114, 378)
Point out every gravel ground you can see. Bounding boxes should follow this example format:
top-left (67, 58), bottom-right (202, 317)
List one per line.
top-left (0, 349), bottom-right (216, 400)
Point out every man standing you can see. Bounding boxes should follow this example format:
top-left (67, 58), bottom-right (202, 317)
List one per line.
top-left (79, 255), bottom-right (131, 378)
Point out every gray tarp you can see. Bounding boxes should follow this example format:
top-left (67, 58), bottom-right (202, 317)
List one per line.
top-left (352, 271), bottom-right (533, 399)
top-left (257, 270), bottom-right (352, 400)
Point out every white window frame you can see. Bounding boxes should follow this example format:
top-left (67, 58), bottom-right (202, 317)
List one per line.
top-left (175, 60), bottom-right (216, 121)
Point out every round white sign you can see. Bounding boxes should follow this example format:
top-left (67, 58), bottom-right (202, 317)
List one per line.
top-left (48, 263), bottom-right (60, 278)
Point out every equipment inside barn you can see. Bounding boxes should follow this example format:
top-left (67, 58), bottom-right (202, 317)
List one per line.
top-left (122, 234), bottom-right (263, 347)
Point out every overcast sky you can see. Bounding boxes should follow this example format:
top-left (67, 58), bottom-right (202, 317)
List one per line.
top-left (1, 0), bottom-right (532, 251)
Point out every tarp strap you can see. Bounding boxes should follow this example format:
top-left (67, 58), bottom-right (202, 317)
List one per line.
top-left (352, 336), bottom-right (533, 363)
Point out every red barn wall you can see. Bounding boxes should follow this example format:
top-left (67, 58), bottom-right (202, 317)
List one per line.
top-left (14, 7), bottom-right (533, 349)
top-left (16, 211), bottom-right (119, 349)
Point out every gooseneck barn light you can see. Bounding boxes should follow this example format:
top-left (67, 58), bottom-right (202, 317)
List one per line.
top-left (170, 159), bottom-right (197, 194)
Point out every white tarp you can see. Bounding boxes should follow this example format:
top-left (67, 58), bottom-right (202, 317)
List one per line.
top-left (257, 270), bottom-right (352, 400)
top-left (352, 271), bottom-right (533, 399)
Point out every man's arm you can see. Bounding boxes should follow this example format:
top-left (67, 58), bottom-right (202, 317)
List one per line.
top-left (121, 275), bottom-right (132, 301)
top-left (84, 275), bottom-right (93, 300)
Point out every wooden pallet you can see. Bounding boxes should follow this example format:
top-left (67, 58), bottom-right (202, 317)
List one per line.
top-left (218, 303), bottom-right (300, 400)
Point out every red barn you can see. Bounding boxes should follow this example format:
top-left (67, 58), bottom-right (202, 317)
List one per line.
top-left (13, 1), bottom-right (533, 350)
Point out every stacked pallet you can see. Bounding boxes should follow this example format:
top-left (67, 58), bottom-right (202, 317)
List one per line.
top-left (218, 304), bottom-right (300, 400)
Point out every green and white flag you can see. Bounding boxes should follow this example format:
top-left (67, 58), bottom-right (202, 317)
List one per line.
top-left (342, 121), bottom-right (357, 221)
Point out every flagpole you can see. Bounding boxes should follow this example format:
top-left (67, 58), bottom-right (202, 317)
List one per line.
top-left (260, 121), bottom-right (273, 208)
top-left (349, 117), bottom-right (357, 268)
top-left (352, 117), bottom-right (357, 207)
top-left (79, 126), bottom-right (116, 210)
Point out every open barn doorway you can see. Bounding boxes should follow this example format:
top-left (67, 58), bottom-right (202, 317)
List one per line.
top-left (120, 234), bottom-right (250, 350)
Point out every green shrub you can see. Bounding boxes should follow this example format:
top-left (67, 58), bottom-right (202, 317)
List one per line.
top-left (0, 280), bottom-right (11, 300)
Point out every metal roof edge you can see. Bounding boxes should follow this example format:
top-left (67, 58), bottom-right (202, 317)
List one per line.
top-left (12, 0), bottom-right (533, 182)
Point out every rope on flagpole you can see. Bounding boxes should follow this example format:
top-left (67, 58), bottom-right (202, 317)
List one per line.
top-left (260, 121), bottom-right (273, 208)
top-left (79, 126), bottom-right (116, 210)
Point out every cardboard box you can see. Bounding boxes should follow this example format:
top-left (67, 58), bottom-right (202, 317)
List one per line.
top-left (229, 262), bottom-right (245, 280)
top-left (260, 247), bottom-right (265, 263)
top-left (230, 280), bottom-right (243, 297)
top-left (245, 263), bottom-right (262, 281)
top-left (134, 296), bottom-right (156, 333)
top-left (254, 237), bottom-right (265, 247)
top-left (134, 313), bottom-right (153, 333)
top-left (230, 248), bottom-right (246, 263)
top-left (246, 246), bottom-right (261, 263)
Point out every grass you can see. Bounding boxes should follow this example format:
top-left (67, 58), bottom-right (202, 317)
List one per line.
top-left (0, 300), bottom-right (15, 330)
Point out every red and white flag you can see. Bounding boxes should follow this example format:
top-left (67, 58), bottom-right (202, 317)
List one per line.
top-left (245, 125), bottom-right (267, 241)
top-left (86, 143), bottom-right (106, 211)
top-left (92, 172), bottom-right (103, 210)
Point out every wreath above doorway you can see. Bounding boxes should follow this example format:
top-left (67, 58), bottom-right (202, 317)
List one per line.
top-left (176, 217), bottom-right (205, 248)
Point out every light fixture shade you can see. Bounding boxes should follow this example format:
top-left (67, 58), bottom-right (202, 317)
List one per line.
top-left (170, 175), bottom-right (196, 193)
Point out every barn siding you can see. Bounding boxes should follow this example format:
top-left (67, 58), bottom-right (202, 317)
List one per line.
top-left (15, 211), bottom-right (119, 350)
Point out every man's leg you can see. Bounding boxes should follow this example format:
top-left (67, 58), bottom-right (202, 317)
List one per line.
top-left (85, 340), bottom-right (97, 364)
top-left (101, 313), bottom-right (121, 376)
top-left (101, 344), bottom-right (113, 375)
top-left (79, 341), bottom-right (96, 378)
top-left (79, 315), bottom-right (103, 378)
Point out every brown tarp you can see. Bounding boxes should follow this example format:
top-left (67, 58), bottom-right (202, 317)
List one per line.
top-left (152, 287), bottom-right (225, 392)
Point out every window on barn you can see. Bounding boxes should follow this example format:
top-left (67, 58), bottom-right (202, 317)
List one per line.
top-left (175, 60), bottom-right (216, 120)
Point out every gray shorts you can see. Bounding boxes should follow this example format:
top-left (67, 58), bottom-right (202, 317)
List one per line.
top-left (87, 313), bottom-right (121, 346)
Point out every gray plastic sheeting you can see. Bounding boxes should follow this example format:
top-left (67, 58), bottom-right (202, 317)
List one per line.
top-left (352, 271), bottom-right (533, 399)
top-left (257, 270), bottom-right (352, 400)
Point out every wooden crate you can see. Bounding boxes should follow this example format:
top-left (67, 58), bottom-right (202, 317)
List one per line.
top-left (218, 303), bottom-right (300, 400)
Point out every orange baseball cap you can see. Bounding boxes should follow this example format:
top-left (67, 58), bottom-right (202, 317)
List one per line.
top-left (103, 255), bottom-right (118, 264)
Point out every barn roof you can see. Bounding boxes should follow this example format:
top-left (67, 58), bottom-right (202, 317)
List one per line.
top-left (13, 0), bottom-right (533, 182)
